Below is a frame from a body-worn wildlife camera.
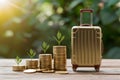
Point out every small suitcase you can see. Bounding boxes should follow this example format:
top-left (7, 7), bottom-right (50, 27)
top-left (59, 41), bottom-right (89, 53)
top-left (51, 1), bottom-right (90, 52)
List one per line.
top-left (71, 9), bottom-right (103, 72)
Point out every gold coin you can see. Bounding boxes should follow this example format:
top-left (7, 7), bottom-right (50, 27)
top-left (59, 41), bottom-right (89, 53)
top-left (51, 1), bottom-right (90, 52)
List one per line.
top-left (23, 69), bottom-right (36, 74)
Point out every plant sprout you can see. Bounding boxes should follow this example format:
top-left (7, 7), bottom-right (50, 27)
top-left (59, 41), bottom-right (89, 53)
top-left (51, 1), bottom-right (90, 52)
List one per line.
top-left (53, 31), bottom-right (65, 45)
top-left (27, 49), bottom-right (36, 60)
top-left (41, 41), bottom-right (50, 53)
top-left (15, 56), bottom-right (22, 66)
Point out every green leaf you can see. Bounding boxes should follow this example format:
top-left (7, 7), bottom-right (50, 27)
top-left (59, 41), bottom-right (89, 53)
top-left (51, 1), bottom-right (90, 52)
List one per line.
top-left (15, 56), bottom-right (22, 65)
top-left (41, 42), bottom-right (50, 53)
top-left (54, 31), bottom-right (65, 45)
top-left (32, 52), bottom-right (36, 57)
top-left (100, 8), bottom-right (118, 25)
top-left (30, 49), bottom-right (34, 54)
top-left (27, 52), bottom-right (31, 57)
top-left (107, 0), bottom-right (119, 7)
top-left (27, 49), bottom-right (36, 59)
top-left (19, 59), bottom-right (22, 63)
top-left (116, 8), bottom-right (120, 17)
top-left (42, 42), bottom-right (46, 48)
top-left (46, 45), bottom-right (50, 51)
top-left (69, 0), bottom-right (83, 10)
top-left (57, 31), bottom-right (61, 40)
top-left (53, 36), bottom-right (58, 42)
top-left (60, 36), bottom-right (65, 42)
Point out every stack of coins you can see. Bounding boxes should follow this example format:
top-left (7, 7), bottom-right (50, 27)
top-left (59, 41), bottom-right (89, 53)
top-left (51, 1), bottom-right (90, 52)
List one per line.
top-left (39, 54), bottom-right (52, 70)
top-left (26, 60), bottom-right (38, 69)
top-left (12, 65), bottom-right (25, 71)
top-left (53, 46), bottom-right (67, 71)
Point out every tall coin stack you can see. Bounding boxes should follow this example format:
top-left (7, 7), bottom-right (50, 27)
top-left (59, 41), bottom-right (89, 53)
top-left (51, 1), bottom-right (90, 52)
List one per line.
top-left (53, 46), bottom-right (67, 71)
top-left (39, 54), bottom-right (52, 70)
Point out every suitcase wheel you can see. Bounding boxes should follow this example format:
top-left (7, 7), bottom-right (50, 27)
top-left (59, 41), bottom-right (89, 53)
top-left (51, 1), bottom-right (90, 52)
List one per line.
top-left (94, 65), bottom-right (100, 72)
top-left (72, 65), bottom-right (78, 72)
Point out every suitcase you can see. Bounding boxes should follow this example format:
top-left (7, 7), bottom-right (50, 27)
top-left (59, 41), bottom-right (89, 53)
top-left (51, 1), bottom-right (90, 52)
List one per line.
top-left (71, 9), bottom-right (103, 72)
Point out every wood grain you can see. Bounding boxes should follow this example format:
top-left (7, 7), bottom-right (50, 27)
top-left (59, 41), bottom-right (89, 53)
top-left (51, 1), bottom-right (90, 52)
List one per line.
top-left (0, 59), bottom-right (120, 80)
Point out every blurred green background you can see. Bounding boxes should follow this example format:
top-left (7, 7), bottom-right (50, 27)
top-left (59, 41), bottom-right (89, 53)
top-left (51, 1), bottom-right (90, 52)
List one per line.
top-left (0, 0), bottom-right (120, 58)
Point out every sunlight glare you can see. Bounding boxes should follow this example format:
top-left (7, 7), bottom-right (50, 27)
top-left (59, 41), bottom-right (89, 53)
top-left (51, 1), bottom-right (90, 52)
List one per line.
top-left (0, 0), bottom-right (10, 9)
top-left (5, 30), bottom-right (14, 37)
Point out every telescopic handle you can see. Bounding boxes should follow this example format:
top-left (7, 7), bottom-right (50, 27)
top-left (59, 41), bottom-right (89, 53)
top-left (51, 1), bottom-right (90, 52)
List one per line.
top-left (80, 9), bottom-right (93, 26)
top-left (80, 9), bottom-right (93, 13)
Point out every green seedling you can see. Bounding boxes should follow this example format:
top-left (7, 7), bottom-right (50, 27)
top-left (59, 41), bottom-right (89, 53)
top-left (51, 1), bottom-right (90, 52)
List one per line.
top-left (41, 41), bottom-right (50, 53)
top-left (53, 31), bottom-right (65, 45)
top-left (27, 49), bottom-right (36, 60)
top-left (15, 56), bottom-right (22, 66)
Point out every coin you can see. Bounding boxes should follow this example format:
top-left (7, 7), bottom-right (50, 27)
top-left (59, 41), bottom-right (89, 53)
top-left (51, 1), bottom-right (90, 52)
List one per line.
top-left (55, 71), bottom-right (68, 74)
top-left (23, 69), bottom-right (36, 74)
top-left (42, 70), bottom-right (54, 73)
top-left (39, 54), bottom-right (52, 70)
top-left (53, 47), bottom-right (66, 71)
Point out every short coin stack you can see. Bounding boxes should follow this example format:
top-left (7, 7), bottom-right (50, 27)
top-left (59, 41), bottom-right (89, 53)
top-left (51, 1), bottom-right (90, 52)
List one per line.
top-left (13, 66), bottom-right (25, 71)
top-left (53, 46), bottom-right (67, 71)
top-left (39, 54), bottom-right (52, 70)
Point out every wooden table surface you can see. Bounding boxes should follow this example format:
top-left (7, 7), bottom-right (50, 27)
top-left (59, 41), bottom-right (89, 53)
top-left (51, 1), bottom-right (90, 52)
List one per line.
top-left (0, 59), bottom-right (120, 80)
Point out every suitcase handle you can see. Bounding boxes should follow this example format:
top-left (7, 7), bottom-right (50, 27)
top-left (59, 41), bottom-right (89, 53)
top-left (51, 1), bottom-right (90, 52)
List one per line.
top-left (80, 9), bottom-right (93, 13)
top-left (80, 9), bottom-right (93, 26)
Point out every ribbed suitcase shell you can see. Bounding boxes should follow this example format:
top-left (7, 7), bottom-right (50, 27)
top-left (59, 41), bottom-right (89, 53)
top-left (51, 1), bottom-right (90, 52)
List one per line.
top-left (71, 26), bottom-right (102, 72)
